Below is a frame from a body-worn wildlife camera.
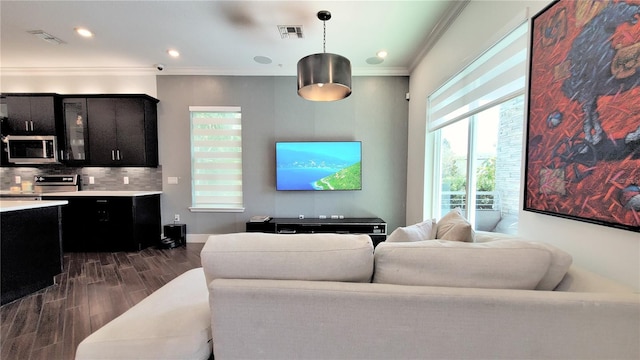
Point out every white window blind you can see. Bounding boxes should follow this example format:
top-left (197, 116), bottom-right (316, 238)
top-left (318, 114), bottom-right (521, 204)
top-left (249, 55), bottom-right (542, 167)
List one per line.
top-left (189, 106), bottom-right (244, 212)
top-left (428, 21), bottom-right (529, 132)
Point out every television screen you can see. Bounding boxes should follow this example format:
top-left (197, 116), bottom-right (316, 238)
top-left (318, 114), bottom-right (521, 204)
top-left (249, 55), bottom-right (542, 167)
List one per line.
top-left (276, 141), bottom-right (362, 191)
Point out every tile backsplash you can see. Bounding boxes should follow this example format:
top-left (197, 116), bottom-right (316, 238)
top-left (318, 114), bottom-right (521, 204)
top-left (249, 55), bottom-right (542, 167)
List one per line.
top-left (1, 165), bottom-right (163, 191)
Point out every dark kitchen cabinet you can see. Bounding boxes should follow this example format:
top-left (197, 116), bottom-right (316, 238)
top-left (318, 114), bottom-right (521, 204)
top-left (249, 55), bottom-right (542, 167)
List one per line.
top-left (5, 94), bottom-right (59, 135)
top-left (1, 205), bottom-right (64, 305)
top-left (45, 194), bottom-right (161, 252)
top-left (86, 95), bottom-right (158, 166)
top-left (60, 98), bottom-right (90, 164)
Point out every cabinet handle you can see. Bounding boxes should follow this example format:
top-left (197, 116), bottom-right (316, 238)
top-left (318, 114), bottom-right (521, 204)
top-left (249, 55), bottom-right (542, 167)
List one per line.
top-left (30, 121), bottom-right (34, 131)
top-left (25, 121), bottom-right (29, 131)
top-left (116, 149), bottom-right (121, 160)
top-left (111, 150), bottom-right (115, 161)
top-left (60, 150), bottom-right (64, 160)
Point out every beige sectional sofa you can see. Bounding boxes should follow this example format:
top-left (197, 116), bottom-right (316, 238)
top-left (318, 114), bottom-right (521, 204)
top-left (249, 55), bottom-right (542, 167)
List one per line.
top-left (202, 231), bottom-right (640, 360)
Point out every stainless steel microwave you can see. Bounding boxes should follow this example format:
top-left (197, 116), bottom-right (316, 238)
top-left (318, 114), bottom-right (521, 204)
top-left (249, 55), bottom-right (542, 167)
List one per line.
top-left (6, 135), bottom-right (59, 164)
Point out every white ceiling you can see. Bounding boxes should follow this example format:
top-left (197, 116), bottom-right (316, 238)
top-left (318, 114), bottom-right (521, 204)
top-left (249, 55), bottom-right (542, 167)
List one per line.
top-left (0, 1), bottom-right (467, 77)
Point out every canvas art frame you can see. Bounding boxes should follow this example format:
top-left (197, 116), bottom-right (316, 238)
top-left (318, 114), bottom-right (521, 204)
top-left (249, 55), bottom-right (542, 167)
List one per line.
top-left (524, 0), bottom-right (640, 232)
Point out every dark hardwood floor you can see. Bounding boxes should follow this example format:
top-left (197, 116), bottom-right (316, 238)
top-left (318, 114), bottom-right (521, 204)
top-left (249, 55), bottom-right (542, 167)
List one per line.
top-left (1, 243), bottom-right (204, 360)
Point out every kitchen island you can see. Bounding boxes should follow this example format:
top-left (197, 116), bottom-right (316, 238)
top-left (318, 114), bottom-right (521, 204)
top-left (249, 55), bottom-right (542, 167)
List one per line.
top-left (43, 191), bottom-right (162, 252)
top-left (1, 200), bottom-right (67, 305)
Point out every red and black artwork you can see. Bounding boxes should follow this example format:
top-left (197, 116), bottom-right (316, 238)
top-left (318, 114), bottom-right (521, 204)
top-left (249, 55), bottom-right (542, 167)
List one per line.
top-left (525, 0), bottom-right (640, 232)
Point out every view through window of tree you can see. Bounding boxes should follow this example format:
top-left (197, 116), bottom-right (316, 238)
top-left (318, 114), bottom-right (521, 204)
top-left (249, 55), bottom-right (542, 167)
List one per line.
top-left (436, 96), bottom-right (523, 233)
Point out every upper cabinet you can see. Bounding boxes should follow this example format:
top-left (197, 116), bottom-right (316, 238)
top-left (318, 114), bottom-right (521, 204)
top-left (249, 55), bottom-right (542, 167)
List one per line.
top-left (1, 93), bottom-right (159, 168)
top-left (86, 95), bottom-right (158, 167)
top-left (4, 94), bottom-right (59, 135)
top-left (60, 98), bottom-right (89, 164)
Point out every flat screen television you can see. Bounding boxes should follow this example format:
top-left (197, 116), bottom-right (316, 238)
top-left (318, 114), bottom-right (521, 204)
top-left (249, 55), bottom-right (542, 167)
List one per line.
top-left (276, 141), bottom-right (362, 191)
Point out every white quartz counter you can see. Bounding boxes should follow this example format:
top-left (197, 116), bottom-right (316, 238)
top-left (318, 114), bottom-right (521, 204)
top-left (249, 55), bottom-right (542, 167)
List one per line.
top-left (42, 190), bottom-right (163, 197)
top-left (0, 200), bottom-right (68, 213)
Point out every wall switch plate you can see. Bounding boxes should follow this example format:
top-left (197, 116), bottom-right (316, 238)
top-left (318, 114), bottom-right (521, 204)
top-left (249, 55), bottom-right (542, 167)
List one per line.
top-left (319, 215), bottom-right (327, 219)
top-left (174, 214), bottom-right (180, 222)
top-left (123, 176), bottom-right (129, 185)
top-left (331, 215), bottom-right (339, 219)
top-left (168, 176), bottom-right (179, 184)
top-left (89, 176), bottom-right (95, 184)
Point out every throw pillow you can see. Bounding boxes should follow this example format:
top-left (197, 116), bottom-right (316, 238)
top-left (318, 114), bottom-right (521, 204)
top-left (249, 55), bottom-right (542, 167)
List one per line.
top-left (386, 219), bottom-right (437, 242)
top-left (436, 208), bottom-right (474, 242)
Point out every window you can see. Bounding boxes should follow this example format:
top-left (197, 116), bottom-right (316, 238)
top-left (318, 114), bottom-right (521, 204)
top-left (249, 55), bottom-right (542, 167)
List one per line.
top-left (428, 22), bottom-right (528, 233)
top-left (435, 97), bottom-right (524, 233)
top-left (189, 106), bottom-right (244, 212)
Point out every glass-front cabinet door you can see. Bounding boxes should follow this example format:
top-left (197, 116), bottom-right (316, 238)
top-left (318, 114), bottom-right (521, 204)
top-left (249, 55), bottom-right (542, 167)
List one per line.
top-left (61, 98), bottom-right (89, 163)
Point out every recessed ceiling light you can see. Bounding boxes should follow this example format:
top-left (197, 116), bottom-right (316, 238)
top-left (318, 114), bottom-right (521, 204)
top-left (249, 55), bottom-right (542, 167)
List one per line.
top-left (376, 50), bottom-right (388, 59)
top-left (75, 27), bottom-right (93, 38)
top-left (167, 49), bottom-right (180, 57)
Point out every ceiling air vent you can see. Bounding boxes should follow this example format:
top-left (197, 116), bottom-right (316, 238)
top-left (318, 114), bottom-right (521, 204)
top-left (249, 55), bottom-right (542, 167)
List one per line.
top-left (277, 25), bottom-right (303, 39)
top-left (27, 30), bottom-right (66, 45)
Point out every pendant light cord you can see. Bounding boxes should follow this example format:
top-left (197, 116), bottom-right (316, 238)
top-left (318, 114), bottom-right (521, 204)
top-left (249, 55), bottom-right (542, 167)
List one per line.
top-left (323, 20), bottom-right (326, 53)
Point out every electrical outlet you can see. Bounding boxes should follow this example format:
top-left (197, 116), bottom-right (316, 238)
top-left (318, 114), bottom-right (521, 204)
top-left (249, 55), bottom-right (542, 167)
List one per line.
top-left (331, 215), bottom-right (339, 219)
top-left (168, 176), bottom-right (179, 184)
top-left (319, 215), bottom-right (327, 219)
top-left (123, 176), bottom-right (129, 185)
top-left (15, 176), bottom-right (21, 184)
top-left (174, 214), bottom-right (180, 222)
top-left (89, 176), bottom-right (95, 184)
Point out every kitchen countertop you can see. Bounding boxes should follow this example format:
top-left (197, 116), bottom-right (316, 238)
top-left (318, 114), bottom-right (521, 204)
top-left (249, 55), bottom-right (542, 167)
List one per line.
top-left (42, 190), bottom-right (163, 197)
top-left (0, 200), bottom-right (68, 213)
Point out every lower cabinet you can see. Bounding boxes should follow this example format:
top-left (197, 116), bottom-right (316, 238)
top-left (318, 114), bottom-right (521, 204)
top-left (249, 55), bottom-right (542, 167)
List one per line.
top-left (1, 205), bottom-right (63, 305)
top-left (48, 195), bottom-right (161, 252)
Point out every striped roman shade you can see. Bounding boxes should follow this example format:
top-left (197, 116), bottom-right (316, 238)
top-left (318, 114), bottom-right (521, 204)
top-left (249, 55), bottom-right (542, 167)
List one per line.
top-left (189, 106), bottom-right (244, 212)
top-left (428, 21), bottom-right (529, 132)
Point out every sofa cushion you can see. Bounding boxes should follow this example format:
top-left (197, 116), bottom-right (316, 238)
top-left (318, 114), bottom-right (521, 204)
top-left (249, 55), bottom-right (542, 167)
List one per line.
top-left (475, 231), bottom-right (573, 290)
top-left (373, 239), bottom-right (554, 290)
top-left (436, 208), bottom-right (474, 242)
top-left (386, 219), bottom-right (437, 242)
top-left (201, 232), bottom-right (374, 285)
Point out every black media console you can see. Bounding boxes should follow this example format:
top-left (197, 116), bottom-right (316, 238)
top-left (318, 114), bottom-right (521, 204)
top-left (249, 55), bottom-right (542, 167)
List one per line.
top-left (246, 217), bottom-right (387, 246)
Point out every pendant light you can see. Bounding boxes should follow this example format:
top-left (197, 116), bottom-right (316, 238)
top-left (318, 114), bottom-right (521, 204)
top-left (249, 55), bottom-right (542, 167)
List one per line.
top-left (297, 10), bottom-right (352, 101)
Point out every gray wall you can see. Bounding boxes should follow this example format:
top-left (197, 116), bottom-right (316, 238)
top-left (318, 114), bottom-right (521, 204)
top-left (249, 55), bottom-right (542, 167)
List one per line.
top-left (157, 75), bottom-right (408, 236)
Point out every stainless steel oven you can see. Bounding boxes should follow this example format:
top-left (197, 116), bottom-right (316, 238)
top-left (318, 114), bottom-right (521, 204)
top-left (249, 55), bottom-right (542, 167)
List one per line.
top-left (0, 174), bottom-right (79, 199)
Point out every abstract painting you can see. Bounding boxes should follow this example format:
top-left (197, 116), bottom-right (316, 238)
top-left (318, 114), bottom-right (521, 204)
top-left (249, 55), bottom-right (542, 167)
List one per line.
top-left (525, 0), bottom-right (640, 232)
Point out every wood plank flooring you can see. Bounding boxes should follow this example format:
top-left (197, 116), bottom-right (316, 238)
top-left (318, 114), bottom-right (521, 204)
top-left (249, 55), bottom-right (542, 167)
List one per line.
top-left (1, 243), bottom-right (204, 360)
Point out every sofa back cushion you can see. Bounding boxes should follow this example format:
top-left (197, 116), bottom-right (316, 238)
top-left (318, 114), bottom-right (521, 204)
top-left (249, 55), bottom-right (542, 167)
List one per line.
top-left (373, 239), bottom-right (571, 290)
top-left (201, 233), bottom-right (374, 285)
top-left (475, 232), bottom-right (574, 290)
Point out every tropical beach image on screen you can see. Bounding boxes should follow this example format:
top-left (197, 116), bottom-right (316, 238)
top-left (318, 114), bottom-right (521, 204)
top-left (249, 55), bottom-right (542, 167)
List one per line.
top-left (276, 141), bottom-right (362, 191)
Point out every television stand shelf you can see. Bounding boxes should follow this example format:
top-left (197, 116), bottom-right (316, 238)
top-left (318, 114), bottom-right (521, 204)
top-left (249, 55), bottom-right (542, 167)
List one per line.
top-left (246, 217), bottom-right (387, 246)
